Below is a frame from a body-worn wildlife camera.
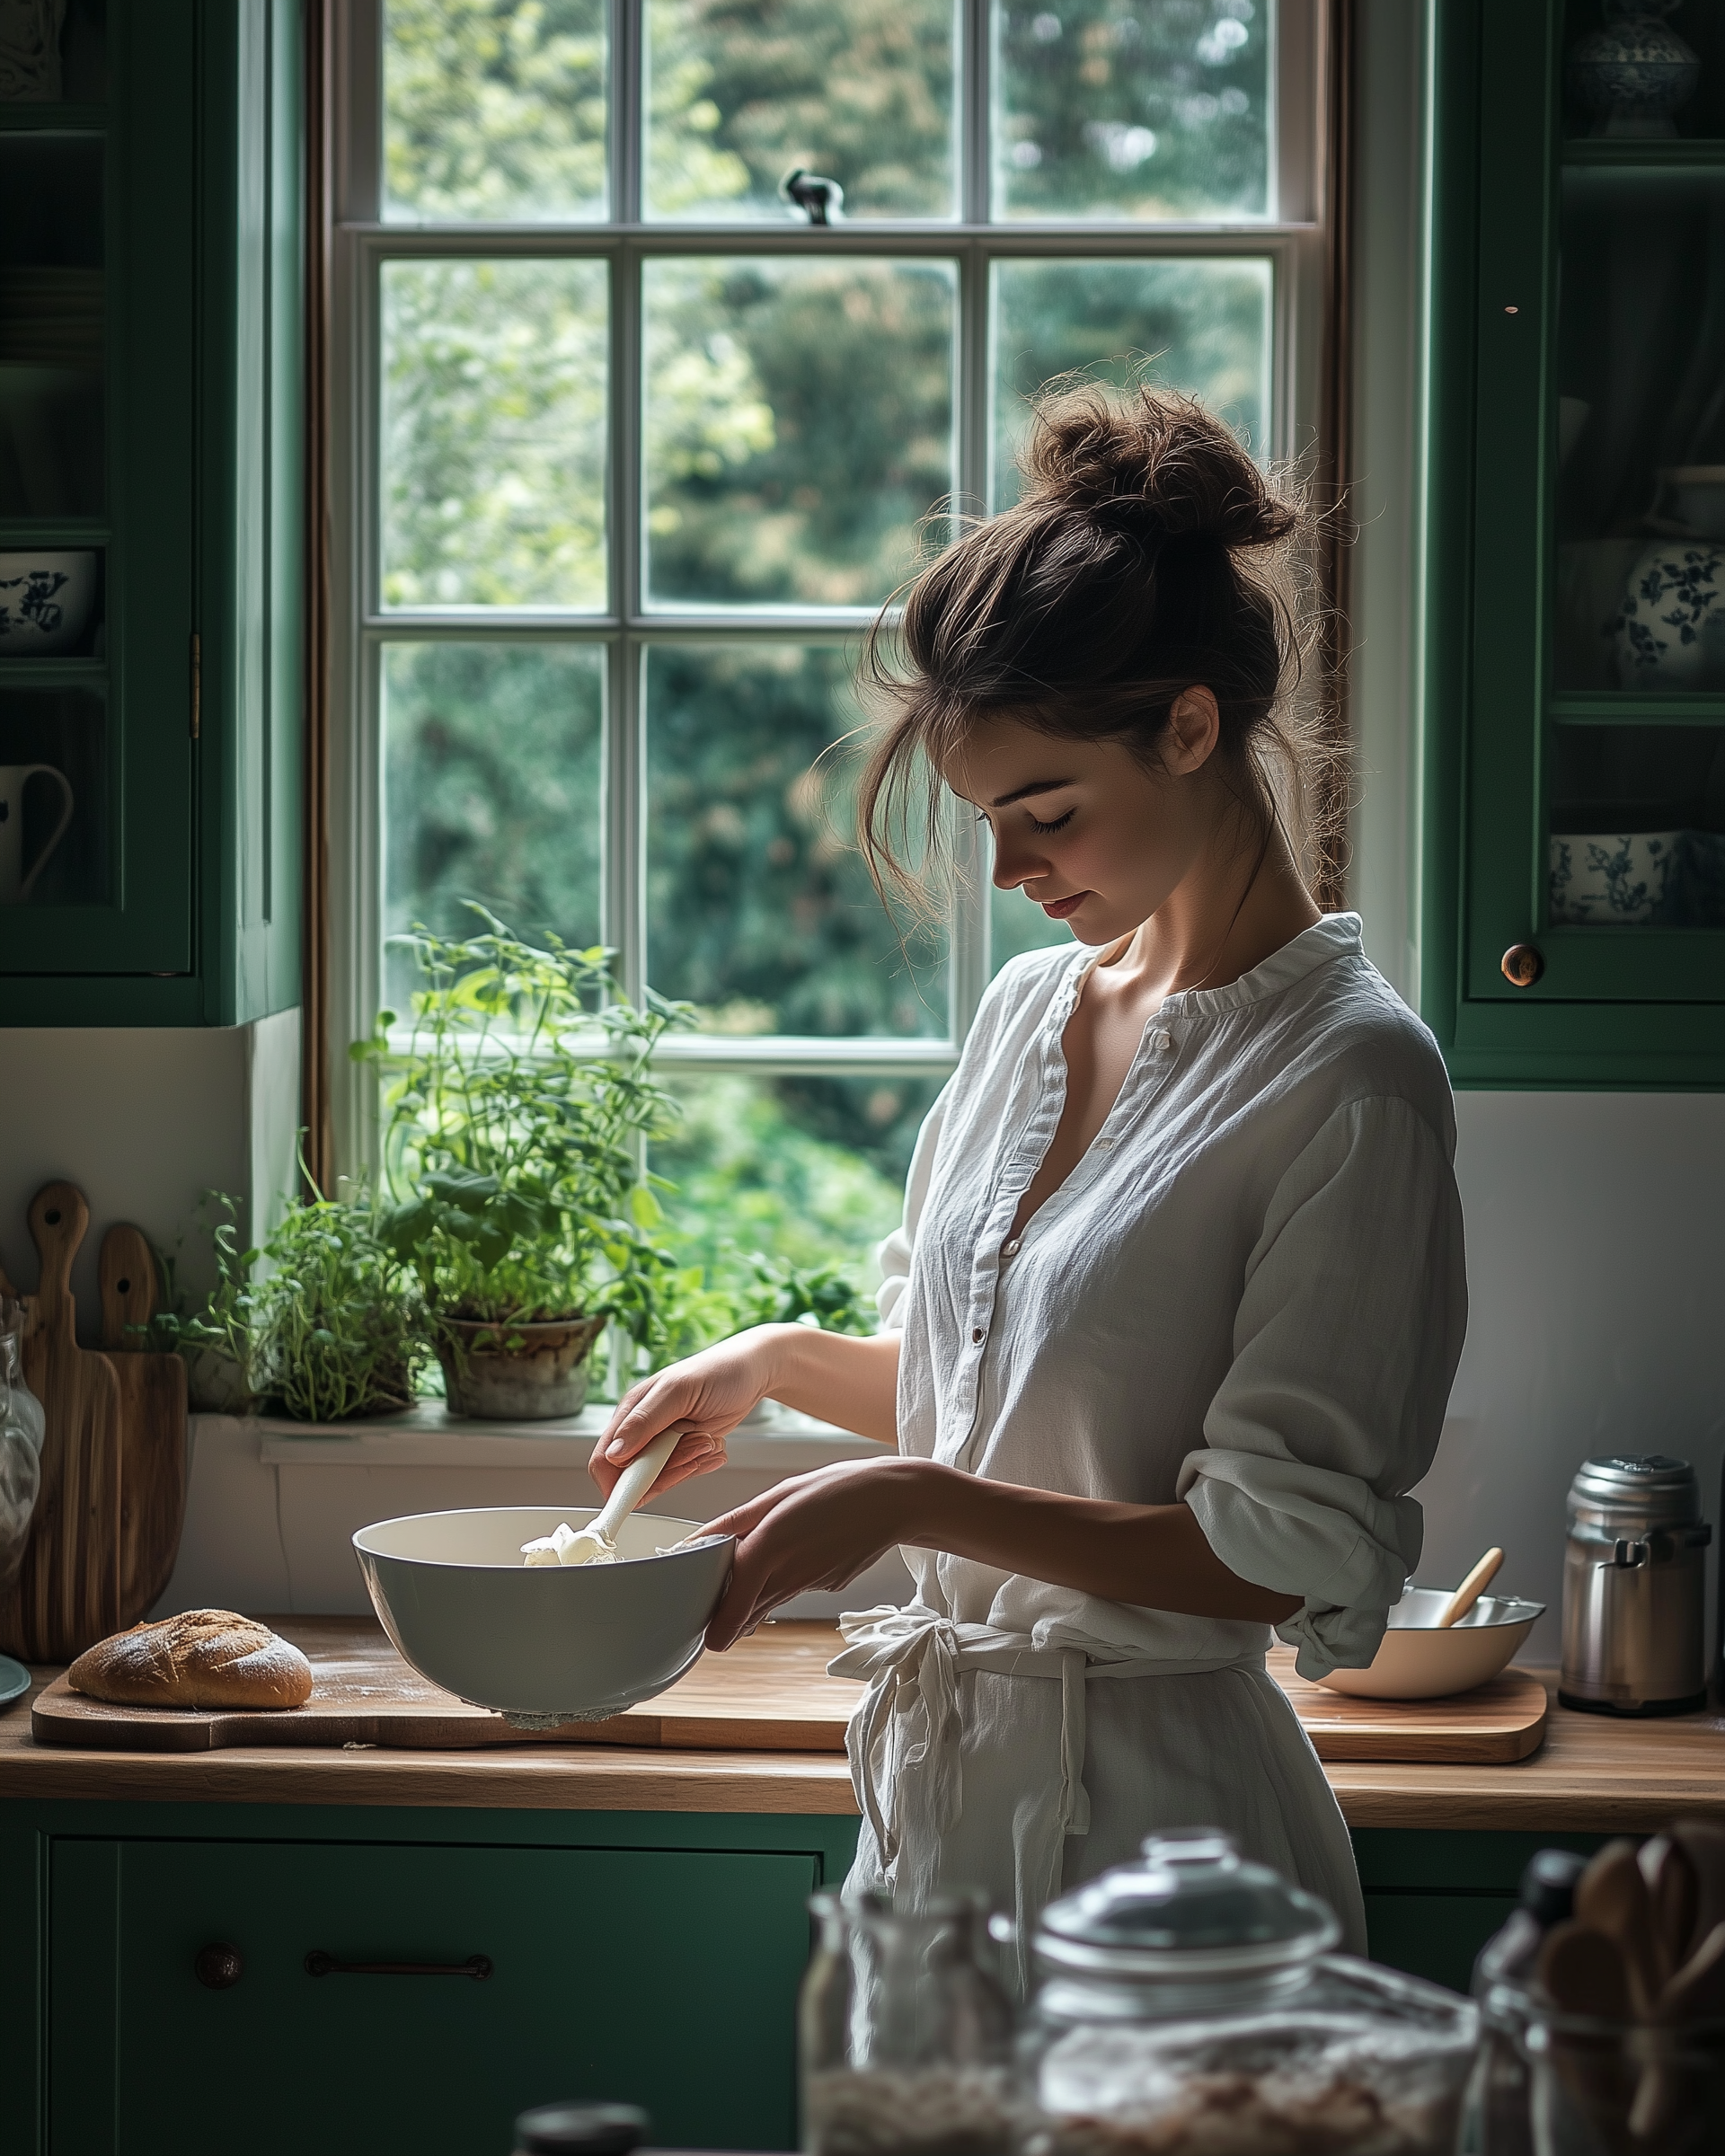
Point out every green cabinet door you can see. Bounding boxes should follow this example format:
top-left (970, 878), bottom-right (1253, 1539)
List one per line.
top-left (1424, 0), bottom-right (1725, 1087)
top-left (54, 1836), bottom-right (818, 2156)
top-left (0, 0), bottom-right (301, 1027)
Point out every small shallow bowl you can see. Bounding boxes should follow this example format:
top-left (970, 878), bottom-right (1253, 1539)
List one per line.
top-left (1316, 1586), bottom-right (1546, 1701)
top-left (354, 1506), bottom-right (734, 1722)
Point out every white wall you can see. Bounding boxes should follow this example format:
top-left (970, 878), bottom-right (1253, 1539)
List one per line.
top-left (1418, 1093), bottom-right (1725, 1659)
top-left (0, 1012), bottom-right (301, 1337)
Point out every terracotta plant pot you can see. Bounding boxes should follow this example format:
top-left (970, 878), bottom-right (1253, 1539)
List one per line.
top-left (435, 1313), bottom-right (609, 1421)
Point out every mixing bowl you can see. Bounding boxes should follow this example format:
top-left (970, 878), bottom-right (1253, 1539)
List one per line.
top-left (1316, 1586), bottom-right (1545, 1701)
top-left (354, 1506), bottom-right (735, 1722)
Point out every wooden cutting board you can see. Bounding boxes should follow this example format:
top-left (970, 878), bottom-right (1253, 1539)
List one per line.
top-left (29, 1619), bottom-right (1550, 1763)
top-left (0, 1184), bottom-right (124, 1662)
top-left (98, 1224), bottom-right (190, 1625)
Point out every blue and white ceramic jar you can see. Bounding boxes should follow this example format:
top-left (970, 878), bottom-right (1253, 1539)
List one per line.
top-left (1614, 542), bottom-right (1725, 689)
top-left (1567, 4), bottom-right (1700, 137)
top-left (1550, 831), bottom-right (1683, 924)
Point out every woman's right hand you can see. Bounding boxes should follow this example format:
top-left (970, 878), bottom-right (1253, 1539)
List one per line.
top-left (588, 1325), bottom-right (788, 1500)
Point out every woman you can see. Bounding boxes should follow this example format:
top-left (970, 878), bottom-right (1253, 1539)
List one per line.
top-left (593, 385), bottom-right (1465, 1966)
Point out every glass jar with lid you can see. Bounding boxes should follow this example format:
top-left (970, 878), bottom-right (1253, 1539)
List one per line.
top-left (1019, 1829), bottom-right (1478, 2156)
top-left (801, 1888), bottom-right (1017, 2156)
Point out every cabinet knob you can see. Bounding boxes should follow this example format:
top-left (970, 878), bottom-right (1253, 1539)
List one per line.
top-left (1500, 943), bottom-right (1544, 987)
top-left (194, 1941), bottom-right (243, 1990)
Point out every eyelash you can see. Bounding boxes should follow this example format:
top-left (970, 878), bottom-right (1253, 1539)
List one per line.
top-left (976, 808), bottom-right (1075, 835)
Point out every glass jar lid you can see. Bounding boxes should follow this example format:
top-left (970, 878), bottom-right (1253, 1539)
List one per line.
top-left (1034, 1828), bottom-right (1340, 1983)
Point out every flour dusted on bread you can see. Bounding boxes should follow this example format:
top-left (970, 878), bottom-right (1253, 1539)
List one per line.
top-left (67, 1610), bottom-right (314, 1710)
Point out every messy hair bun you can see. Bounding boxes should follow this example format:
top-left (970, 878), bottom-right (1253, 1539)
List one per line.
top-left (858, 382), bottom-right (1338, 910)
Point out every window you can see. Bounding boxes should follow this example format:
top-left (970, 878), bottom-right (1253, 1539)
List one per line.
top-left (331, 0), bottom-right (1328, 1299)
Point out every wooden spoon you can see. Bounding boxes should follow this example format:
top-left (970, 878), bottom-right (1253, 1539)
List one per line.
top-left (1575, 1841), bottom-right (1662, 2019)
top-left (1537, 1921), bottom-right (1633, 2020)
top-left (1436, 1546), bottom-right (1505, 1628)
top-left (1639, 1834), bottom-right (1699, 1986)
top-left (1670, 1820), bottom-right (1725, 1956)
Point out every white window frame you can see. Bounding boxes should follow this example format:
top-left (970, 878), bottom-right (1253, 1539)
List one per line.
top-left (326, 0), bottom-right (1331, 1167)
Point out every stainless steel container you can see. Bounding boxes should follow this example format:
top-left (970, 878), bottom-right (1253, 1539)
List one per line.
top-left (1560, 1454), bottom-right (1712, 1714)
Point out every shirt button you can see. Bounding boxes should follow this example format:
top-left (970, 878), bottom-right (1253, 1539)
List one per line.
top-left (1154, 1030), bottom-right (1173, 1052)
top-left (971, 1327), bottom-right (985, 1343)
top-left (1094, 1136), bottom-right (1114, 1151)
top-left (1002, 1238), bottom-right (1021, 1257)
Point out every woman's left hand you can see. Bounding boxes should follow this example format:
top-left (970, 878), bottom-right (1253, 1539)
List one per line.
top-left (700, 1455), bottom-right (932, 1650)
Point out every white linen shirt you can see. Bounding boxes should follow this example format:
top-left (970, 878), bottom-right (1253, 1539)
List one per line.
top-left (876, 909), bottom-right (1467, 1681)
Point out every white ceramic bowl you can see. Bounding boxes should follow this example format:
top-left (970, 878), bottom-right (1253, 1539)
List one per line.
top-left (1316, 1587), bottom-right (1545, 1701)
top-left (354, 1506), bottom-right (735, 1722)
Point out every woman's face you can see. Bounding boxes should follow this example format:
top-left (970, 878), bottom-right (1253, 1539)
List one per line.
top-left (945, 699), bottom-right (1223, 948)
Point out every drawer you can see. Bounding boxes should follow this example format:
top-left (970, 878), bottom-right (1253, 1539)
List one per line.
top-left (51, 1837), bottom-right (818, 2156)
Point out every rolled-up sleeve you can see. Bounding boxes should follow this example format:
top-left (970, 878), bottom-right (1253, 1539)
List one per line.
top-left (1175, 1094), bottom-right (1467, 1679)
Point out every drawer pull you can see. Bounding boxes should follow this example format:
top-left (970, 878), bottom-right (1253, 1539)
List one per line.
top-left (195, 1941), bottom-right (243, 1990)
top-left (305, 1949), bottom-right (492, 1981)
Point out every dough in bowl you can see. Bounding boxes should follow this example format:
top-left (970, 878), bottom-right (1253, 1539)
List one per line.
top-left (67, 1610), bottom-right (314, 1710)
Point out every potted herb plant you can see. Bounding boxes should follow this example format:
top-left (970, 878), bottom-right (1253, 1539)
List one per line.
top-left (354, 915), bottom-right (693, 1419)
top-left (153, 1186), bottom-right (429, 1421)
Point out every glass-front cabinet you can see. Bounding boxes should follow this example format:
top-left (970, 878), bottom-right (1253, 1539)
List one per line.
top-left (0, 0), bottom-right (301, 1025)
top-left (1429, 0), bottom-right (1725, 1084)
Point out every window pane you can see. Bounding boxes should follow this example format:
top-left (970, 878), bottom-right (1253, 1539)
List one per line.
top-left (644, 0), bottom-right (957, 222)
top-left (654, 1071), bottom-right (941, 1291)
top-left (0, 135), bottom-right (104, 517)
top-left (645, 642), bottom-right (946, 1037)
top-left (643, 257), bottom-right (956, 607)
top-left (990, 257), bottom-right (1271, 502)
top-left (381, 641), bottom-right (604, 1010)
top-left (383, 0), bottom-right (608, 223)
top-left (993, 0), bottom-right (1272, 223)
top-left (1549, 727), bottom-right (1725, 930)
top-left (381, 259), bottom-right (608, 610)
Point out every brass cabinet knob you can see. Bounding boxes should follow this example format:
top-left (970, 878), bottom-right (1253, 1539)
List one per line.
top-left (194, 1941), bottom-right (243, 1989)
top-left (1501, 943), bottom-right (1544, 987)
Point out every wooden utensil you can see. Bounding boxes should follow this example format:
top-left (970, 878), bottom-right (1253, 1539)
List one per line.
top-left (1575, 1840), bottom-right (1663, 2019)
top-left (1436, 1546), bottom-right (1505, 1628)
top-left (1538, 1921), bottom-right (1634, 2021)
top-left (1670, 1820), bottom-right (1725, 1957)
top-left (0, 1184), bottom-right (123, 1662)
top-left (99, 1224), bottom-right (189, 1625)
top-left (1639, 1834), bottom-right (1699, 1986)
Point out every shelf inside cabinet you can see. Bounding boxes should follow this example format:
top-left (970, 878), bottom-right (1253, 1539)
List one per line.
top-left (1552, 694), bottom-right (1725, 727)
top-left (1562, 141), bottom-right (1725, 170)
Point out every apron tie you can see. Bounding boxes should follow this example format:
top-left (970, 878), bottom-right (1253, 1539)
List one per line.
top-left (831, 1602), bottom-right (1261, 1964)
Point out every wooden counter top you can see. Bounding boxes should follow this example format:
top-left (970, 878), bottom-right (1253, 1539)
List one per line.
top-left (2, 1635), bottom-right (1720, 1828)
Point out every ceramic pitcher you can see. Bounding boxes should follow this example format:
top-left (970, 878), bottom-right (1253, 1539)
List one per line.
top-left (0, 764), bottom-right (75, 902)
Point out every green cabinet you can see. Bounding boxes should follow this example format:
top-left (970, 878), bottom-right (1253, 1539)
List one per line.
top-left (1423, 1), bottom-right (1725, 1086)
top-left (0, 1794), bottom-right (1614, 2156)
top-left (0, 1), bottom-right (301, 1027)
top-left (0, 1800), bottom-right (861, 2156)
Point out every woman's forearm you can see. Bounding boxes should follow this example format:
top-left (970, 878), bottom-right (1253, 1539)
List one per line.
top-left (765, 1325), bottom-right (901, 1446)
top-left (895, 1460), bottom-right (1301, 1622)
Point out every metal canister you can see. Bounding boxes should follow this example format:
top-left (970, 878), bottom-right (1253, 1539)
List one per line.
top-left (1560, 1454), bottom-right (1712, 1715)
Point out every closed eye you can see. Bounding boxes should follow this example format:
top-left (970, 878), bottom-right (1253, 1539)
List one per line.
top-left (1028, 808), bottom-right (1075, 835)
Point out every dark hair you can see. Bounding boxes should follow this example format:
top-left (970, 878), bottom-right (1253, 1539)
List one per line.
top-left (856, 382), bottom-right (1339, 911)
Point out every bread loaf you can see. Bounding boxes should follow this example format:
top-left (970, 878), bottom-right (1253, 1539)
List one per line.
top-left (67, 1610), bottom-right (314, 1710)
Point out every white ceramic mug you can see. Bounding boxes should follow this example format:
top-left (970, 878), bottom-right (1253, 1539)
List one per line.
top-left (0, 764), bottom-right (75, 903)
